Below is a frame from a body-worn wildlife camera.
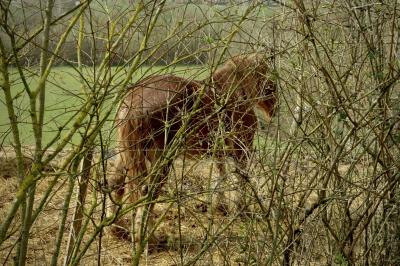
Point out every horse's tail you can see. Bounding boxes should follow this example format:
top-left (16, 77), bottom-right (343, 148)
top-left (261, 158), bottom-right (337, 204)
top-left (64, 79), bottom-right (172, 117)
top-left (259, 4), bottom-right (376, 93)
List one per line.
top-left (119, 105), bottom-right (148, 174)
top-left (110, 107), bottom-right (147, 204)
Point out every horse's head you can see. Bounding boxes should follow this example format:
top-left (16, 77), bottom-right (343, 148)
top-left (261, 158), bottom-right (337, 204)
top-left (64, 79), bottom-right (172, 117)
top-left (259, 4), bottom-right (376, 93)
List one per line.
top-left (212, 53), bottom-right (277, 120)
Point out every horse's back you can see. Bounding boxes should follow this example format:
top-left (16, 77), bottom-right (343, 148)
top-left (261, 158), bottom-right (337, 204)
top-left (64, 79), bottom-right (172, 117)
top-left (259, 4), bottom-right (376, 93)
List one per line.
top-left (121, 75), bottom-right (200, 115)
top-left (117, 74), bottom-right (202, 151)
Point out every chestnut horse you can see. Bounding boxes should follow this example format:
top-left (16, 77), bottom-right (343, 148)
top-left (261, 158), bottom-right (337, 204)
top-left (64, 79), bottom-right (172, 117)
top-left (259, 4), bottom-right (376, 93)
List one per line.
top-left (110, 53), bottom-right (277, 252)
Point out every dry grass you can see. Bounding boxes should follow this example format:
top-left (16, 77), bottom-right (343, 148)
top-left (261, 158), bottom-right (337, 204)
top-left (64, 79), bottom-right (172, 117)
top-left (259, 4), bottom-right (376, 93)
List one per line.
top-left (0, 150), bottom-right (260, 265)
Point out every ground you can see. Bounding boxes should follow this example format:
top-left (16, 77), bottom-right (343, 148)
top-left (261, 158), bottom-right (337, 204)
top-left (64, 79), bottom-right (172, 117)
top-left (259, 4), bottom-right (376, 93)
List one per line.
top-left (0, 148), bottom-right (254, 265)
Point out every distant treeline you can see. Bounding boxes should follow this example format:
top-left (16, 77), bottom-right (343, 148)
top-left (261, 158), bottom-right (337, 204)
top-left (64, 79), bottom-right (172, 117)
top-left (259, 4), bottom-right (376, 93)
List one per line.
top-left (2, 0), bottom-right (272, 67)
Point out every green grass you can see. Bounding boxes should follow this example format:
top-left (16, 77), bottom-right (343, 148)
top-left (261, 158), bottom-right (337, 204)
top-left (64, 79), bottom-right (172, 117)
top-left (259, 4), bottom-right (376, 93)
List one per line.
top-left (1, 0), bottom-right (277, 147)
top-left (0, 65), bottom-right (206, 147)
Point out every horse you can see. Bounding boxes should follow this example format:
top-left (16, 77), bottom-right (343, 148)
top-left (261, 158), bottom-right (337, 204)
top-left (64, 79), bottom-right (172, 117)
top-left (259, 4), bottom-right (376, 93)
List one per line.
top-left (109, 53), bottom-right (277, 253)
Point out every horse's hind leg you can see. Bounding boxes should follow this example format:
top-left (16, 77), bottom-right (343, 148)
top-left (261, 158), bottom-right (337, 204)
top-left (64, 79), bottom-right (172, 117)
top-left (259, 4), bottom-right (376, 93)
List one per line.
top-left (108, 149), bottom-right (148, 241)
top-left (108, 154), bottom-right (130, 239)
top-left (134, 149), bottom-right (172, 252)
top-left (121, 151), bottom-right (148, 245)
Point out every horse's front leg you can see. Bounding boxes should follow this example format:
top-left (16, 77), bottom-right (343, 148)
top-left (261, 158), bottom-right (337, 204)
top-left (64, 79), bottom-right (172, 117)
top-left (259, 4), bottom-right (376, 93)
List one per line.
top-left (232, 159), bottom-right (251, 213)
top-left (211, 160), bottom-right (238, 215)
top-left (212, 160), bottom-right (247, 214)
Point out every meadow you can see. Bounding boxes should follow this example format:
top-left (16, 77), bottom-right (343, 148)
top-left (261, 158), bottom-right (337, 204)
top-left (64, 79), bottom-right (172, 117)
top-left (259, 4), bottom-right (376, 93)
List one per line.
top-left (0, 64), bottom-right (207, 146)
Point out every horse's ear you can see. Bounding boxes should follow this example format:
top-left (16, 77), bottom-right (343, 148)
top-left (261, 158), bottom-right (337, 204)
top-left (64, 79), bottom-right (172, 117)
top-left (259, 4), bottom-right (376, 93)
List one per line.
top-left (213, 60), bottom-right (240, 86)
top-left (211, 66), bottom-right (228, 87)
